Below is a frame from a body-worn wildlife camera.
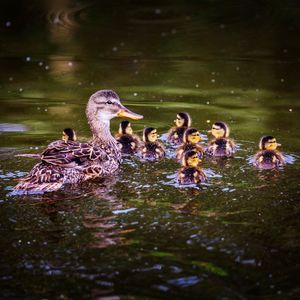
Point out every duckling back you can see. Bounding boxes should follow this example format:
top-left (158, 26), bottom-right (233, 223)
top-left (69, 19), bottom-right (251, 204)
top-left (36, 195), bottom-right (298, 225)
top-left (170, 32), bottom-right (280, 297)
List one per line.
top-left (206, 138), bottom-right (235, 157)
top-left (116, 134), bottom-right (138, 154)
top-left (254, 150), bottom-right (285, 169)
top-left (141, 142), bottom-right (165, 160)
top-left (178, 166), bottom-right (206, 185)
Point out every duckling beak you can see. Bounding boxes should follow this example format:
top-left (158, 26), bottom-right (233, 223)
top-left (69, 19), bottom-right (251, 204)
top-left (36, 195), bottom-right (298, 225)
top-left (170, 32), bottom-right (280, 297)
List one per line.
top-left (117, 104), bottom-right (143, 120)
top-left (276, 143), bottom-right (281, 147)
top-left (207, 130), bottom-right (212, 134)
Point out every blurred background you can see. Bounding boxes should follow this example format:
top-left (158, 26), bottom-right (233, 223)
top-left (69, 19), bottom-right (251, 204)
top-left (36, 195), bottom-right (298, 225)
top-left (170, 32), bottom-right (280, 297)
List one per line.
top-left (0, 1), bottom-right (300, 299)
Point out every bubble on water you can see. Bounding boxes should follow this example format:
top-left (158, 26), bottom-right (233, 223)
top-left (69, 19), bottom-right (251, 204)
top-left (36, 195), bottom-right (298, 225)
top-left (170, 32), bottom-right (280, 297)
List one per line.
top-left (68, 61), bottom-right (73, 67)
top-left (195, 84), bottom-right (199, 88)
top-left (236, 66), bottom-right (240, 71)
top-left (44, 108), bottom-right (48, 112)
top-left (133, 92), bottom-right (138, 96)
top-left (230, 90), bottom-right (234, 94)
top-left (9, 77), bottom-right (13, 81)
top-left (211, 79), bottom-right (215, 83)
top-left (289, 108), bottom-right (293, 112)
top-left (133, 59), bottom-right (138, 63)
top-left (5, 21), bottom-right (12, 27)
top-left (38, 62), bottom-right (43, 66)
top-left (26, 56), bottom-right (31, 62)
top-left (19, 88), bottom-right (23, 92)
top-left (206, 101), bottom-right (210, 105)
top-left (112, 47), bottom-right (118, 52)
top-left (155, 8), bottom-right (161, 14)
top-left (280, 78), bottom-right (284, 83)
top-left (171, 28), bottom-right (177, 34)
top-left (45, 65), bottom-right (49, 70)
top-left (206, 120), bottom-right (210, 123)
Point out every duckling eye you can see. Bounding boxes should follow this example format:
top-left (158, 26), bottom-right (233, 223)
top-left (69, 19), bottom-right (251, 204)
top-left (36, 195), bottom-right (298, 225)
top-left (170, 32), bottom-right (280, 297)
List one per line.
top-left (106, 100), bottom-right (113, 105)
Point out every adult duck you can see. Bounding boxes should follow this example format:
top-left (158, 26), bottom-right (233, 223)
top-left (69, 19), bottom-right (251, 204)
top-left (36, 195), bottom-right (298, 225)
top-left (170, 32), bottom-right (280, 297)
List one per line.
top-left (14, 90), bottom-right (143, 193)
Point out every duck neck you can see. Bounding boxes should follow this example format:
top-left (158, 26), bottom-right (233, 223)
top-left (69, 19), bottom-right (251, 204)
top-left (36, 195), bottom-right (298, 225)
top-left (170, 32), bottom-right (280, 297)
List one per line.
top-left (89, 117), bottom-right (118, 149)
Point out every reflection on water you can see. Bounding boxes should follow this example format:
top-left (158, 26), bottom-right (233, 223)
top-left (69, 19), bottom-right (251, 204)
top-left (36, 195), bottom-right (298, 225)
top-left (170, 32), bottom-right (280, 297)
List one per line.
top-left (1, 0), bottom-right (300, 299)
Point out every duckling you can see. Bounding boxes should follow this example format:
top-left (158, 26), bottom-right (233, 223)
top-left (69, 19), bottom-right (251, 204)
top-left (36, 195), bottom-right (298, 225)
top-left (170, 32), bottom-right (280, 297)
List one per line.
top-left (254, 136), bottom-right (285, 169)
top-left (177, 150), bottom-right (207, 185)
top-left (115, 121), bottom-right (141, 154)
top-left (62, 128), bottom-right (77, 142)
top-left (168, 112), bottom-right (191, 144)
top-left (206, 121), bottom-right (235, 157)
top-left (16, 128), bottom-right (77, 159)
top-left (176, 128), bottom-right (204, 161)
top-left (140, 127), bottom-right (165, 160)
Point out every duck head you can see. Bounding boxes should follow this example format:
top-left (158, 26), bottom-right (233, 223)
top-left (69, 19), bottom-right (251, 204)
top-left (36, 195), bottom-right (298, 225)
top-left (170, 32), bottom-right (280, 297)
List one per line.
top-left (119, 120), bottom-right (133, 135)
top-left (143, 127), bottom-right (158, 142)
top-left (259, 136), bottom-right (281, 151)
top-left (174, 112), bottom-right (191, 128)
top-left (86, 90), bottom-right (143, 123)
top-left (62, 128), bottom-right (77, 142)
top-left (183, 128), bottom-right (201, 144)
top-left (208, 121), bottom-right (230, 138)
top-left (182, 150), bottom-right (200, 167)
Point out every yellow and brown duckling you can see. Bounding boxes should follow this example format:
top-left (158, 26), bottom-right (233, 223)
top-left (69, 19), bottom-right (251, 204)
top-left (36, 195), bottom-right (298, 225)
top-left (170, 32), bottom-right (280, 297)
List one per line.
top-left (62, 128), bottom-right (77, 142)
top-left (254, 136), bottom-right (285, 169)
top-left (115, 121), bottom-right (141, 154)
top-left (168, 112), bottom-right (191, 145)
top-left (206, 121), bottom-right (236, 157)
top-left (177, 150), bottom-right (207, 185)
top-left (176, 128), bottom-right (204, 161)
top-left (140, 127), bottom-right (165, 160)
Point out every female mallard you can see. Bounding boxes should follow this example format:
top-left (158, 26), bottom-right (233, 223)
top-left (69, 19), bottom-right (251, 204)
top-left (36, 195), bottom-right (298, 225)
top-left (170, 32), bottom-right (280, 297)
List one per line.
top-left (115, 121), bottom-right (141, 154)
top-left (168, 112), bottom-right (191, 144)
top-left (14, 90), bottom-right (143, 193)
top-left (206, 121), bottom-right (235, 157)
top-left (140, 127), bottom-right (165, 160)
top-left (254, 136), bottom-right (285, 169)
top-left (176, 128), bottom-right (204, 161)
top-left (177, 150), bottom-right (206, 185)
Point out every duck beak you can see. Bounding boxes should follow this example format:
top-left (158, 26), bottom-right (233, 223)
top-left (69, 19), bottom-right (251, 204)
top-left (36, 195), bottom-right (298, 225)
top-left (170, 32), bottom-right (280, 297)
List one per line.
top-left (117, 103), bottom-right (143, 120)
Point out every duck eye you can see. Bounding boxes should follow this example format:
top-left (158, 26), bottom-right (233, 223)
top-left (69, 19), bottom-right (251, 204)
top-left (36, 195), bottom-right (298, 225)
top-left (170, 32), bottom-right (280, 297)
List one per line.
top-left (106, 100), bottom-right (113, 104)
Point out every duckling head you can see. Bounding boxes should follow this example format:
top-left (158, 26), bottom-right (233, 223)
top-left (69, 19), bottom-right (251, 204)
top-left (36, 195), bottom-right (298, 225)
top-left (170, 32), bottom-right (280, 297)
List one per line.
top-left (174, 112), bottom-right (191, 128)
top-left (62, 128), bottom-right (77, 142)
top-left (259, 136), bottom-right (281, 151)
top-left (182, 150), bottom-right (200, 167)
top-left (183, 128), bottom-right (201, 144)
top-left (143, 127), bottom-right (158, 142)
top-left (119, 121), bottom-right (133, 135)
top-left (208, 121), bottom-right (230, 138)
top-left (86, 90), bottom-right (143, 123)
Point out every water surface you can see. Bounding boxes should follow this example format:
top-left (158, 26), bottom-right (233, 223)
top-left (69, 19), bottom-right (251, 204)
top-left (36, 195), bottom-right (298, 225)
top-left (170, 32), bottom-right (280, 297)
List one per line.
top-left (1, 1), bottom-right (300, 299)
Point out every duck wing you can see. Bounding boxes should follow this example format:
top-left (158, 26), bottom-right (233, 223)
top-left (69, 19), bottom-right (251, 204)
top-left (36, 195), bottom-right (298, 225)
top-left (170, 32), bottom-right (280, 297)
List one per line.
top-left (40, 140), bottom-right (109, 167)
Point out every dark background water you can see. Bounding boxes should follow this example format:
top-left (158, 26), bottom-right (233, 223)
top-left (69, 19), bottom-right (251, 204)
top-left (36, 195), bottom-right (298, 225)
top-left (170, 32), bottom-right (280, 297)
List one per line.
top-left (1, 0), bottom-right (300, 299)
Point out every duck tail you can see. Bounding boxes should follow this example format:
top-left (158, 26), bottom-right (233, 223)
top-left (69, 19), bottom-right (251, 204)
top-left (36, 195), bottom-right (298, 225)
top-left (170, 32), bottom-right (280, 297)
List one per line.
top-left (15, 153), bottom-right (41, 159)
top-left (13, 180), bottom-right (64, 194)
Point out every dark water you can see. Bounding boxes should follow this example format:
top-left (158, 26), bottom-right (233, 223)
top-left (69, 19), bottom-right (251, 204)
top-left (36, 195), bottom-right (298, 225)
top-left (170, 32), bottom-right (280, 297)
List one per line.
top-left (1, 0), bottom-right (300, 299)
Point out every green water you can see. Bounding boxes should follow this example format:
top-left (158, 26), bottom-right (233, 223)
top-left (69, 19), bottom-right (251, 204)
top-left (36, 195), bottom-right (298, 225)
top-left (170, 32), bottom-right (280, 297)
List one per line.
top-left (1, 1), bottom-right (300, 299)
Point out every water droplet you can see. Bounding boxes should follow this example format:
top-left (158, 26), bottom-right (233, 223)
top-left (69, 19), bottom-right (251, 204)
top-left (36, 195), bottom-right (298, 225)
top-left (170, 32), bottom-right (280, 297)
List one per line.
top-left (206, 120), bottom-right (211, 123)
top-left (289, 108), bottom-right (293, 112)
top-left (195, 84), bottom-right (199, 88)
top-left (206, 101), bottom-right (210, 105)
top-left (133, 92), bottom-right (138, 96)
top-left (19, 88), bottom-right (23, 92)
top-left (211, 79), bottom-right (215, 83)
top-left (26, 57), bottom-right (31, 62)
top-left (5, 21), bottom-right (12, 27)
